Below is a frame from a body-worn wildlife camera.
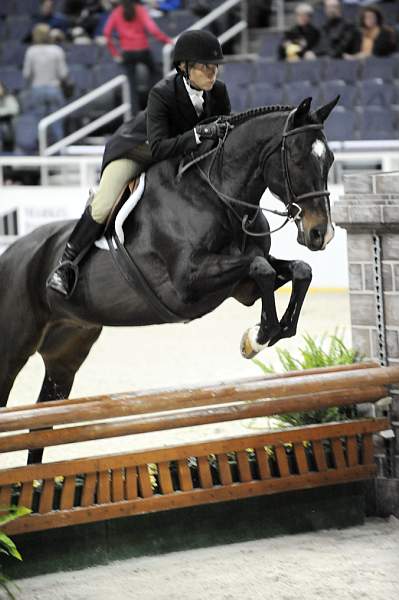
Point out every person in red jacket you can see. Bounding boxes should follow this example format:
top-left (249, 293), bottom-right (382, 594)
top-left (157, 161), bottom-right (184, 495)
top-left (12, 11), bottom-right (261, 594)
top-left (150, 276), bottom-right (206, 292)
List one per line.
top-left (104, 0), bottom-right (173, 113)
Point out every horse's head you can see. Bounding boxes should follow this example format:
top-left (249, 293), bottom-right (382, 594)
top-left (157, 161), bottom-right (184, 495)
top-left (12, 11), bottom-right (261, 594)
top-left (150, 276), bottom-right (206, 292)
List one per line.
top-left (265, 96), bottom-right (338, 251)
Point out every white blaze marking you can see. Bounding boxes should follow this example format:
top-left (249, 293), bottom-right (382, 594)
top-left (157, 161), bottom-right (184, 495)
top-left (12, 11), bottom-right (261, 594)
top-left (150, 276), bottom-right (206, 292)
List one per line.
top-left (312, 139), bottom-right (326, 159)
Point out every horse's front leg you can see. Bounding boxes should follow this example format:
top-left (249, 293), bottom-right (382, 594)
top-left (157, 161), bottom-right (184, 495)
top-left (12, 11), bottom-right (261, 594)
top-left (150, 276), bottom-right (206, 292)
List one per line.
top-left (267, 256), bottom-right (313, 346)
top-left (240, 256), bottom-right (282, 359)
top-left (172, 252), bottom-right (280, 356)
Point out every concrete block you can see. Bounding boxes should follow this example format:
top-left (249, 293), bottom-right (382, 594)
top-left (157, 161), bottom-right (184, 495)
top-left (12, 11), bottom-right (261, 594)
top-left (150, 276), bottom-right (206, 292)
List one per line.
top-left (375, 172), bottom-right (399, 194)
top-left (382, 206), bottom-right (399, 223)
top-left (343, 173), bottom-right (374, 194)
top-left (347, 234), bottom-right (374, 261)
top-left (352, 327), bottom-right (372, 358)
top-left (393, 264), bottom-right (399, 291)
top-left (386, 329), bottom-right (399, 358)
top-left (349, 293), bottom-right (375, 326)
top-left (331, 204), bottom-right (349, 224)
top-left (382, 234), bottom-right (399, 260)
top-left (348, 205), bottom-right (382, 224)
top-left (383, 294), bottom-right (399, 327)
top-left (349, 263), bottom-right (363, 291)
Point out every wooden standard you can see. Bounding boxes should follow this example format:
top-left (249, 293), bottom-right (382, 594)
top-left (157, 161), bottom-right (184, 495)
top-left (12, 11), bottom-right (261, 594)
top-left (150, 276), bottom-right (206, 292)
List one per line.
top-left (0, 363), bottom-right (396, 536)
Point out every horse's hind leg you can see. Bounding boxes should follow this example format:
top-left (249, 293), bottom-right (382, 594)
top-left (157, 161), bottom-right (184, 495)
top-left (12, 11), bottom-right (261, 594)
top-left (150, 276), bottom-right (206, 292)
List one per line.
top-left (0, 317), bottom-right (44, 407)
top-left (27, 321), bottom-right (102, 464)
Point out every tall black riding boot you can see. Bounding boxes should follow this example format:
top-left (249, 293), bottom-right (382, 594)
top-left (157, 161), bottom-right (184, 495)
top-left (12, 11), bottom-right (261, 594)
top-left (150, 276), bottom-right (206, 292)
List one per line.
top-left (47, 206), bottom-right (104, 297)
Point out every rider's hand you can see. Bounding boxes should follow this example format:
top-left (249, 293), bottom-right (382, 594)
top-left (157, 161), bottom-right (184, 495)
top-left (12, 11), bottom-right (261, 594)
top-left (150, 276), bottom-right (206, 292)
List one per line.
top-left (195, 122), bottom-right (229, 141)
top-left (114, 55), bottom-right (123, 64)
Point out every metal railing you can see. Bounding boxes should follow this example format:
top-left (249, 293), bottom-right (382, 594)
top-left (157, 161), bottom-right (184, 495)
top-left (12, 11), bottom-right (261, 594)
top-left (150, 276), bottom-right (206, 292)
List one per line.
top-left (38, 75), bottom-right (130, 156)
top-left (2, 144), bottom-right (399, 187)
top-left (162, 0), bottom-right (248, 76)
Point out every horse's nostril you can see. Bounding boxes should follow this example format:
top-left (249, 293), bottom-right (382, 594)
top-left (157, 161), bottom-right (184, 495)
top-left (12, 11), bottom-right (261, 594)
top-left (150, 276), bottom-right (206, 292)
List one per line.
top-left (311, 228), bottom-right (322, 241)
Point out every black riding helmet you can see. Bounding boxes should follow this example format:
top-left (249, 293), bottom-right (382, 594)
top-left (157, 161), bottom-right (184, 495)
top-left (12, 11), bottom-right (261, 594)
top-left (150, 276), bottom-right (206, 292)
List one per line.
top-left (173, 30), bottom-right (224, 70)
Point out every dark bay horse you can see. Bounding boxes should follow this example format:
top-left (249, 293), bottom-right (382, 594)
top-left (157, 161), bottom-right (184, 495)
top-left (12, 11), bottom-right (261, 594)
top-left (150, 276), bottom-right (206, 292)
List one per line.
top-left (0, 97), bottom-right (338, 420)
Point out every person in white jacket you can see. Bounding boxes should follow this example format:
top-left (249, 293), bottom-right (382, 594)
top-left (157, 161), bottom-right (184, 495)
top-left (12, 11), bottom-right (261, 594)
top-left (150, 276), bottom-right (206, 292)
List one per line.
top-left (23, 23), bottom-right (68, 141)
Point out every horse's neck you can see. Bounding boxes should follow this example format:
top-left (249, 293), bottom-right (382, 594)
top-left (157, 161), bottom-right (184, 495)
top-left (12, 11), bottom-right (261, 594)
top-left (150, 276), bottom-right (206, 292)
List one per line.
top-left (217, 113), bottom-right (286, 207)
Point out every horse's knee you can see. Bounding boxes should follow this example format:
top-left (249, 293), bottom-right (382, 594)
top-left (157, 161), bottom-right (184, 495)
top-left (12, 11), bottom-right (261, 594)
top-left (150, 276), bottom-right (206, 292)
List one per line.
top-left (292, 260), bottom-right (312, 283)
top-left (250, 256), bottom-right (276, 280)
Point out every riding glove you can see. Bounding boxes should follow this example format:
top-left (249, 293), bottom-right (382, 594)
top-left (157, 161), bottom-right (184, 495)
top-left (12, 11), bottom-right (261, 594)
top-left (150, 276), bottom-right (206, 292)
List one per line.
top-left (195, 122), bottom-right (229, 141)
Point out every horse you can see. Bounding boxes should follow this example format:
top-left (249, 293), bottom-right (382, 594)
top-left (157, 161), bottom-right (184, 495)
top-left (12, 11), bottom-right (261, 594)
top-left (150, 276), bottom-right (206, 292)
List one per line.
top-left (0, 97), bottom-right (338, 462)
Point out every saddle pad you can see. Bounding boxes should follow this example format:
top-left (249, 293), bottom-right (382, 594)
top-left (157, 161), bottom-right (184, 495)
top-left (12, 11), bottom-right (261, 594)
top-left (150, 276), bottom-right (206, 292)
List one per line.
top-left (95, 172), bottom-right (146, 251)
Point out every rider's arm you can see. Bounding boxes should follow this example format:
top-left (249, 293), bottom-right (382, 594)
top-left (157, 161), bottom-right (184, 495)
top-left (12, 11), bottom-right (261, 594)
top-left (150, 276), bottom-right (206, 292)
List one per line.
top-left (147, 88), bottom-right (199, 162)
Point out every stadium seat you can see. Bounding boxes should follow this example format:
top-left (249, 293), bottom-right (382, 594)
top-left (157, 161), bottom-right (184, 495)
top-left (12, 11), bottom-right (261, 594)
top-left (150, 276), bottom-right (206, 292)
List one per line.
top-left (68, 64), bottom-right (93, 97)
top-left (357, 80), bottom-right (396, 107)
top-left (285, 59), bottom-right (324, 85)
top-left (5, 16), bottom-right (32, 42)
top-left (221, 62), bottom-right (256, 88)
top-left (8, 0), bottom-right (40, 15)
top-left (324, 58), bottom-right (361, 83)
top-left (358, 106), bottom-right (396, 140)
top-left (361, 56), bottom-right (396, 81)
top-left (0, 67), bottom-right (25, 93)
top-left (283, 81), bottom-right (320, 107)
top-left (323, 107), bottom-right (357, 141)
top-left (14, 113), bottom-right (39, 153)
top-left (228, 85), bottom-right (250, 113)
top-left (255, 60), bottom-right (286, 86)
top-left (0, 41), bottom-right (26, 67)
top-left (92, 62), bottom-right (123, 87)
top-left (320, 80), bottom-right (357, 108)
top-left (247, 82), bottom-right (285, 108)
top-left (65, 44), bottom-right (99, 67)
top-left (259, 32), bottom-right (283, 60)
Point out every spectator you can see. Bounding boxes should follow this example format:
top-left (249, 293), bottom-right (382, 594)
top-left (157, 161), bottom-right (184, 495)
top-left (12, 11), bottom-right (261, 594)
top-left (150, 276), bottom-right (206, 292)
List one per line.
top-left (64, 0), bottom-right (116, 40)
top-left (346, 5), bottom-right (397, 58)
top-left (0, 82), bottom-right (19, 152)
top-left (33, 0), bottom-right (70, 37)
top-left (313, 0), bottom-right (359, 58)
top-left (23, 24), bottom-right (68, 142)
top-left (104, 0), bottom-right (173, 114)
top-left (278, 4), bottom-right (320, 61)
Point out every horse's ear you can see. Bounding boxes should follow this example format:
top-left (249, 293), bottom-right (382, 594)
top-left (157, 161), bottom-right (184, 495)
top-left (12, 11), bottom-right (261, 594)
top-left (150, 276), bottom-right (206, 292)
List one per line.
top-left (312, 96), bottom-right (340, 124)
top-left (293, 97), bottom-right (312, 126)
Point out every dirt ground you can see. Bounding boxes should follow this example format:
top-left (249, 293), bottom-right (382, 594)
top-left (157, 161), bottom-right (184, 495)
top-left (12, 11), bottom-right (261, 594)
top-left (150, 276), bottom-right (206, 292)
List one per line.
top-left (15, 517), bottom-right (399, 600)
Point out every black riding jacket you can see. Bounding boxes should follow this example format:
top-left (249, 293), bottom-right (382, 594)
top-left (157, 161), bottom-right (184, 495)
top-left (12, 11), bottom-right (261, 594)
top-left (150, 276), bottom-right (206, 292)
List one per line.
top-left (101, 73), bottom-right (231, 173)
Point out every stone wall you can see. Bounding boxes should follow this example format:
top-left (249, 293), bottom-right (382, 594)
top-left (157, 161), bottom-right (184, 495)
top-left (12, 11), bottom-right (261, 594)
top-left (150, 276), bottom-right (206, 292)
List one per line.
top-left (333, 171), bottom-right (399, 515)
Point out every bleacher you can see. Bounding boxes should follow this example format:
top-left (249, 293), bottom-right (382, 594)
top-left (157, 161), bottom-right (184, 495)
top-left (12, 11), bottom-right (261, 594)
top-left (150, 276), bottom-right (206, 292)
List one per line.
top-left (221, 55), bottom-right (399, 140)
top-left (0, 0), bottom-right (398, 154)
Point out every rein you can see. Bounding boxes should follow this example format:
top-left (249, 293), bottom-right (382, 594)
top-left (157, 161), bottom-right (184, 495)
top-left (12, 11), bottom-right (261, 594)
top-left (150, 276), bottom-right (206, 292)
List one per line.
top-left (178, 109), bottom-right (330, 239)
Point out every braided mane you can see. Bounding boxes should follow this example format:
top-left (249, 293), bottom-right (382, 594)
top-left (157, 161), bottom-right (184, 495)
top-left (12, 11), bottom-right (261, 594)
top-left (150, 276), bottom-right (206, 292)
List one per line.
top-left (226, 104), bottom-right (294, 127)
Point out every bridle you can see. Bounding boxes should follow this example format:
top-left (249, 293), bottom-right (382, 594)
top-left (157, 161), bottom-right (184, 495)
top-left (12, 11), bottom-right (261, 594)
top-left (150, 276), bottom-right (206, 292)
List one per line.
top-left (177, 108), bottom-right (330, 238)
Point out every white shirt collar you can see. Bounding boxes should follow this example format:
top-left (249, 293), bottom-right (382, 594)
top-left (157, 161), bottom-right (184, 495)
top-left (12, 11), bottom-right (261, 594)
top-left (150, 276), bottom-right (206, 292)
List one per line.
top-left (183, 76), bottom-right (204, 99)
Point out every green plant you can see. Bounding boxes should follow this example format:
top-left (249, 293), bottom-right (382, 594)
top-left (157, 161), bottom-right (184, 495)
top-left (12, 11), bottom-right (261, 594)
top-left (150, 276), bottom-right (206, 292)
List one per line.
top-left (253, 332), bottom-right (362, 427)
top-left (0, 505), bottom-right (31, 600)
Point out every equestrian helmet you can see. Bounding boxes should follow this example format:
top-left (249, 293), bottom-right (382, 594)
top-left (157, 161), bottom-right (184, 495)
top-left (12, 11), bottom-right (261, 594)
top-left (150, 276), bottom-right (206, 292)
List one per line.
top-left (173, 30), bottom-right (224, 68)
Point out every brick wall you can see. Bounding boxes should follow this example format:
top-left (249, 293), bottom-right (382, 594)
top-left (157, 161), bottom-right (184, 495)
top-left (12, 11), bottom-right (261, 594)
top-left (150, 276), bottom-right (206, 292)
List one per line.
top-left (333, 171), bottom-right (399, 510)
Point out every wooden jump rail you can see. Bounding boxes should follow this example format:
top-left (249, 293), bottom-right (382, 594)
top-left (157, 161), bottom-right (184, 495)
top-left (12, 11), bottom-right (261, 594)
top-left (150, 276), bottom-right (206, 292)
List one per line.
top-left (0, 362), bottom-right (397, 536)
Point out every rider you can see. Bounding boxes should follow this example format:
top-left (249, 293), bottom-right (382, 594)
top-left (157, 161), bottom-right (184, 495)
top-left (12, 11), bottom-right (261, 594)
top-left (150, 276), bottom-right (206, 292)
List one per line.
top-left (47, 30), bottom-right (231, 297)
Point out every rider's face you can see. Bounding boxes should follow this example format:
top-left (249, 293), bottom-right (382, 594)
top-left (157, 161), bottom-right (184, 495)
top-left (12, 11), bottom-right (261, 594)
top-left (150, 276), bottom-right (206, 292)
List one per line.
top-left (188, 63), bottom-right (218, 91)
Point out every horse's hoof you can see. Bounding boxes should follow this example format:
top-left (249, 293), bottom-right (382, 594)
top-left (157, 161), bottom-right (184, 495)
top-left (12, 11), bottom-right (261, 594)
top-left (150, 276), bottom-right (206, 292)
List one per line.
top-left (240, 326), bottom-right (263, 359)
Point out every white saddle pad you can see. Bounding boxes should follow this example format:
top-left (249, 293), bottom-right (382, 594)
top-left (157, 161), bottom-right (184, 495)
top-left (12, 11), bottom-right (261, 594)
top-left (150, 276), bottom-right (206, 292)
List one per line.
top-left (95, 172), bottom-right (146, 251)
